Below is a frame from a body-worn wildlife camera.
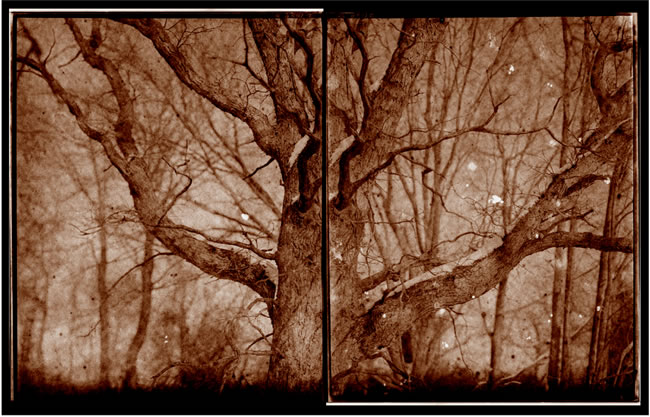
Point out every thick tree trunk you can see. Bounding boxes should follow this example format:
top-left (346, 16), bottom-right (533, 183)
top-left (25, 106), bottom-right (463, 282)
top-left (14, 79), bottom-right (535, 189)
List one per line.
top-left (122, 233), bottom-right (154, 389)
top-left (329, 203), bottom-right (366, 383)
top-left (19, 16), bottom-right (635, 399)
top-left (267, 202), bottom-right (322, 393)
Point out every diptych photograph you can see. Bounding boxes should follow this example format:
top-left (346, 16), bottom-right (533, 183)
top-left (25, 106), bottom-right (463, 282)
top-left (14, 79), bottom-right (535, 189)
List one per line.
top-left (8, 5), bottom-right (643, 412)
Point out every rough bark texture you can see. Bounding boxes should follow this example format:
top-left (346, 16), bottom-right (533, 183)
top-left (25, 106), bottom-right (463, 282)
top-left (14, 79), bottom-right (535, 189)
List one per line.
top-left (270, 202), bottom-right (322, 391)
top-left (329, 18), bottom-right (450, 387)
top-left (16, 17), bottom-right (634, 396)
top-left (20, 17), bottom-right (324, 391)
top-left (326, 17), bottom-right (635, 393)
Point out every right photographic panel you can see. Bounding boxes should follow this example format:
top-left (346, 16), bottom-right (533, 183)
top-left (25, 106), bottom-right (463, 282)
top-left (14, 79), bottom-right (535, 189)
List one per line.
top-left (327, 16), bottom-right (638, 403)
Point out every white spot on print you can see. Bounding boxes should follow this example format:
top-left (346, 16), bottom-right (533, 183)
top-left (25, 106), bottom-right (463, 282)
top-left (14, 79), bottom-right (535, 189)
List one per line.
top-left (329, 135), bottom-right (355, 167)
top-left (488, 33), bottom-right (496, 49)
top-left (489, 195), bottom-right (504, 205)
top-left (289, 135), bottom-right (310, 168)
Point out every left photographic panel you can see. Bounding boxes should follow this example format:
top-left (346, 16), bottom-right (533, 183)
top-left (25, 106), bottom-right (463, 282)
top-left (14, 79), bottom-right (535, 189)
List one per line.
top-left (11, 12), bottom-right (323, 412)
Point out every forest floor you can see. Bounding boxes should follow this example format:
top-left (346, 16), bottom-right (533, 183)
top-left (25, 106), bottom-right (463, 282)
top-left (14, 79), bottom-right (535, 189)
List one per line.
top-left (7, 379), bottom-right (637, 412)
top-left (334, 383), bottom-right (637, 403)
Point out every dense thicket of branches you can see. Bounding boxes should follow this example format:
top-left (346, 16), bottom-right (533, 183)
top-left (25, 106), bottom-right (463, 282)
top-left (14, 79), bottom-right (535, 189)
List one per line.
top-left (326, 17), bottom-right (634, 398)
top-left (14, 14), bottom-right (636, 403)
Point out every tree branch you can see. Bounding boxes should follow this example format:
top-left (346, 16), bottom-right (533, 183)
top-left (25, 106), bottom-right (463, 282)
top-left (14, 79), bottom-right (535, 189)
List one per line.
top-left (521, 231), bottom-right (632, 258)
top-left (65, 18), bottom-right (139, 159)
top-left (281, 17), bottom-right (321, 131)
top-left (334, 95), bottom-right (510, 209)
top-left (346, 80), bottom-right (632, 358)
top-left (147, 222), bottom-right (277, 261)
top-left (24, 20), bottom-right (277, 307)
top-left (343, 18), bottom-right (371, 125)
top-left (332, 18), bottom-right (448, 210)
top-left (247, 19), bottom-right (310, 128)
top-left (113, 18), bottom-right (277, 158)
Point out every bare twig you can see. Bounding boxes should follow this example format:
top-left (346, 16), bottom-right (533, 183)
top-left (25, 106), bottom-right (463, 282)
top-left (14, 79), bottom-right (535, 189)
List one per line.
top-left (151, 361), bottom-right (196, 381)
top-left (145, 222), bottom-right (276, 260)
top-left (158, 157), bottom-right (193, 223)
top-left (244, 157), bottom-right (274, 179)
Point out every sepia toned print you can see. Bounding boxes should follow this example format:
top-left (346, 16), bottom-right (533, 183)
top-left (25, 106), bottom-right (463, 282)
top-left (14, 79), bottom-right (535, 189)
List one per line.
top-left (327, 17), bottom-right (637, 402)
top-left (14, 16), bottom-right (323, 408)
top-left (11, 11), bottom-right (639, 411)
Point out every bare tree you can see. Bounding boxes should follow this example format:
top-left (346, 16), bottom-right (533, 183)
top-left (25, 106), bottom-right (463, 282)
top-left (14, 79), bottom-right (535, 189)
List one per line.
top-left (16, 16), bottom-right (323, 393)
top-left (327, 16), bottom-right (634, 398)
top-left (14, 13), bottom-right (636, 401)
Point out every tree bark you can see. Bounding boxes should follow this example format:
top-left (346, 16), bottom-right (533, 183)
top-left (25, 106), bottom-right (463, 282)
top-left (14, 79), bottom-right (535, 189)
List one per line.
top-left (86, 17), bottom-right (324, 392)
top-left (268, 202), bottom-right (322, 392)
top-left (329, 18), bottom-right (449, 387)
top-left (17, 17), bottom-right (634, 397)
